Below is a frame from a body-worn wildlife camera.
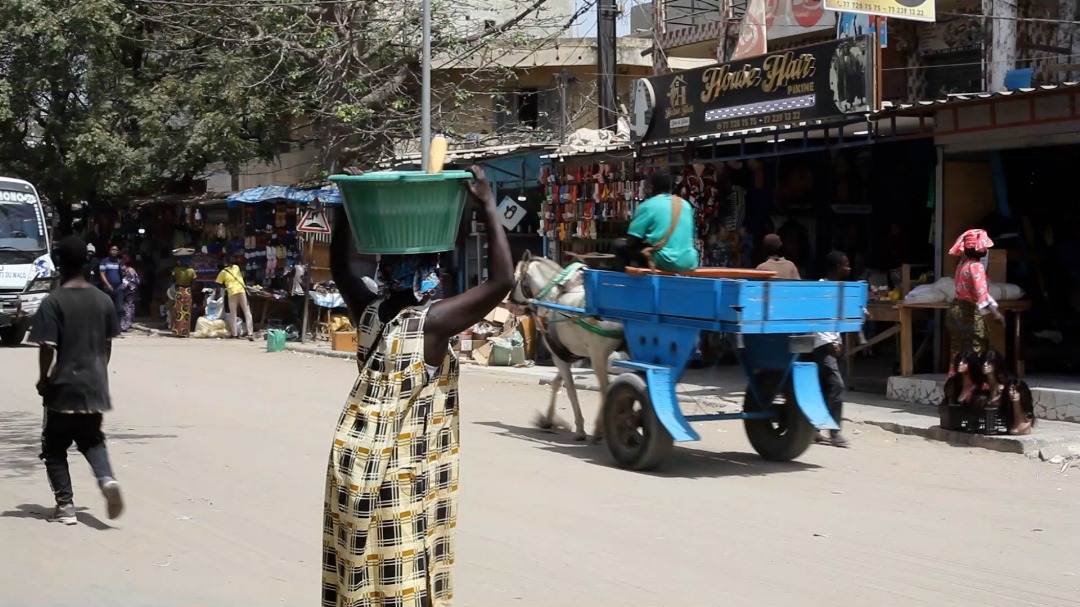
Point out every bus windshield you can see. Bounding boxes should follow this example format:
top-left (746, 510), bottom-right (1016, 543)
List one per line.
top-left (0, 189), bottom-right (48, 262)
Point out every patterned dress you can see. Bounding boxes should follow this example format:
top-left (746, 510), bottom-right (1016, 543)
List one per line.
top-left (946, 258), bottom-right (996, 374)
top-left (322, 301), bottom-right (460, 607)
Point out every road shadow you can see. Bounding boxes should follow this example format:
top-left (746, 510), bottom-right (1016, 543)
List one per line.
top-left (474, 420), bottom-right (822, 480)
top-left (0, 411), bottom-right (177, 481)
top-left (0, 503), bottom-right (114, 530)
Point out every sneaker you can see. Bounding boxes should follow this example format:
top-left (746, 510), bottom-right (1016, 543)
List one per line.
top-left (830, 430), bottom-right (850, 449)
top-left (99, 477), bottom-right (125, 520)
top-left (814, 432), bottom-right (831, 445)
top-left (49, 503), bottom-right (77, 526)
top-left (247, 334), bottom-right (255, 342)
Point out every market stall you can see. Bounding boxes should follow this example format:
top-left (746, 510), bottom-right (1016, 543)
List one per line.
top-left (225, 185), bottom-right (342, 332)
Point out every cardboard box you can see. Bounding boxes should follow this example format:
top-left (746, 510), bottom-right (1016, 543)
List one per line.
top-left (471, 341), bottom-right (493, 366)
top-left (483, 305), bottom-right (512, 326)
top-left (332, 331), bottom-right (358, 353)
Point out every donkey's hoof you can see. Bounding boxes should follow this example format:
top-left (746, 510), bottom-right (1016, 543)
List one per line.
top-left (573, 432), bottom-right (587, 441)
top-left (533, 412), bottom-right (556, 432)
top-left (591, 434), bottom-right (604, 444)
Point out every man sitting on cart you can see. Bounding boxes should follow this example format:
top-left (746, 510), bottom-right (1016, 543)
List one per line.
top-left (613, 171), bottom-right (699, 273)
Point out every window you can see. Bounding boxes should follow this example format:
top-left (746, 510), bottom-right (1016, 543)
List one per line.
top-left (493, 88), bottom-right (558, 132)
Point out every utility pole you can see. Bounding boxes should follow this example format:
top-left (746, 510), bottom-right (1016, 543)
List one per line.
top-left (421, 0), bottom-right (432, 171)
top-left (597, 0), bottom-right (618, 132)
top-left (555, 69), bottom-right (574, 144)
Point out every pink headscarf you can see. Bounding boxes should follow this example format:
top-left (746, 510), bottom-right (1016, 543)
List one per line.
top-left (948, 229), bottom-right (994, 256)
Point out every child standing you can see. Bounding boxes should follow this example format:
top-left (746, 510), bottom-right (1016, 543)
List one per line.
top-left (30, 235), bottom-right (125, 525)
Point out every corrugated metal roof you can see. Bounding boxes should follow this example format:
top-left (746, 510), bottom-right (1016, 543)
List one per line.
top-left (541, 142), bottom-right (637, 160)
top-left (872, 81), bottom-right (1080, 118)
top-left (384, 142), bottom-right (557, 166)
top-left (129, 192), bottom-right (227, 209)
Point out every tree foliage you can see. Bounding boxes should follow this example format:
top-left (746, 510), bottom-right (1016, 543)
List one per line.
top-left (0, 0), bottom-right (570, 219)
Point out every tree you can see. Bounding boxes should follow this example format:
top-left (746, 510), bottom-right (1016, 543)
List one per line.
top-left (0, 0), bottom-right (578, 227)
top-left (0, 0), bottom-right (294, 228)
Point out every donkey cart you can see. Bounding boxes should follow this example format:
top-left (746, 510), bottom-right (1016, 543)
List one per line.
top-left (531, 268), bottom-right (868, 471)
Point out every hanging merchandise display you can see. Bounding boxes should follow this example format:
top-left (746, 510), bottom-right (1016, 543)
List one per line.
top-left (241, 200), bottom-right (302, 287)
top-left (540, 160), bottom-right (646, 265)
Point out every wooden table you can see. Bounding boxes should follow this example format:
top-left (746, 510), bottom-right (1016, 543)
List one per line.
top-left (847, 300), bottom-right (1031, 377)
top-left (844, 302), bottom-right (901, 379)
top-left (899, 300), bottom-right (1031, 377)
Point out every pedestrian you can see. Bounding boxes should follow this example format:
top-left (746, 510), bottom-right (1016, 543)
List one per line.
top-left (946, 228), bottom-right (1003, 374)
top-left (321, 166), bottom-right (513, 607)
top-left (29, 235), bottom-right (125, 525)
top-left (810, 251), bottom-right (851, 448)
top-left (98, 244), bottom-right (125, 325)
top-left (171, 252), bottom-right (197, 338)
top-left (83, 243), bottom-right (99, 286)
top-left (215, 258), bottom-right (254, 341)
top-left (756, 234), bottom-right (801, 279)
top-left (288, 259), bottom-right (309, 325)
top-left (120, 257), bottom-right (140, 332)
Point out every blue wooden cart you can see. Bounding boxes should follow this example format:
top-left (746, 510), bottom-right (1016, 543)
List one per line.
top-left (534, 269), bottom-right (868, 471)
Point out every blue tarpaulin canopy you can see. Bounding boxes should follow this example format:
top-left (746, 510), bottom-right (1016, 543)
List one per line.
top-left (226, 185), bottom-right (341, 208)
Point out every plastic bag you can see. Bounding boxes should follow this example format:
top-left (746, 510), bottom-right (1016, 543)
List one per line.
top-left (904, 284), bottom-right (946, 304)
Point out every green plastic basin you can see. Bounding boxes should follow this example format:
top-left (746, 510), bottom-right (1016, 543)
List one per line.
top-left (330, 170), bottom-right (472, 255)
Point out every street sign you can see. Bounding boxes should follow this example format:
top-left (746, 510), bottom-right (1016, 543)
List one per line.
top-left (496, 196), bottom-right (528, 231)
top-left (297, 209), bottom-right (331, 234)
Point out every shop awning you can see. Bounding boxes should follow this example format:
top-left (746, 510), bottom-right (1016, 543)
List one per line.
top-left (226, 185), bottom-right (341, 208)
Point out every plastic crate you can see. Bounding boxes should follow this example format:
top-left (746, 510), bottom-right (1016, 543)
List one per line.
top-left (940, 404), bottom-right (1007, 435)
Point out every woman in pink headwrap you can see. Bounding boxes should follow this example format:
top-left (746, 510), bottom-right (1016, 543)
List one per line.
top-left (946, 229), bottom-right (1004, 374)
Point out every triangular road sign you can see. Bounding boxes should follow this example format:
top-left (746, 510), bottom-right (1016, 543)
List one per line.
top-left (297, 209), bottom-right (331, 234)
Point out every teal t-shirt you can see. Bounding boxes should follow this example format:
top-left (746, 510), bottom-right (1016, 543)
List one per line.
top-left (627, 193), bottom-right (699, 271)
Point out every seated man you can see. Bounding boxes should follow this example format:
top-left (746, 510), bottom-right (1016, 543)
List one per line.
top-left (614, 172), bottom-right (699, 273)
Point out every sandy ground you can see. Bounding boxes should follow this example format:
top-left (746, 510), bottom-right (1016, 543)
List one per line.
top-left (1, 335), bottom-right (1078, 607)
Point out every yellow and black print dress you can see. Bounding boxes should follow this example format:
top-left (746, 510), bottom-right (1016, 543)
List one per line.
top-left (322, 301), bottom-right (460, 607)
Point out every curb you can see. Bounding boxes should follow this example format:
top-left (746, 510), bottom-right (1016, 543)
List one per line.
top-left (533, 376), bottom-right (1079, 458)
top-left (284, 343), bottom-right (356, 361)
top-left (278, 344), bottom-right (1080, 459)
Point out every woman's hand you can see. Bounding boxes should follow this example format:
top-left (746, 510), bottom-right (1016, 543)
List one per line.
top-left (992, 310), bottom-right (1005, 325)
top-left (465, 165), bottom-right (496, 207)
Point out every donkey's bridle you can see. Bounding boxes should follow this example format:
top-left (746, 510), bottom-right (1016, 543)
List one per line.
top-left (511, 261), bottom-right (584, 308)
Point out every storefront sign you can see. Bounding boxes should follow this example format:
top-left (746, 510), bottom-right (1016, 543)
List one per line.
top-left (632, 36), bottom-right (876, 143)
top-left (823, 0), bottom-right (934, 23)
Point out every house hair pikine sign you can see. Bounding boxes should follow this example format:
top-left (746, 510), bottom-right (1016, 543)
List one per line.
top-left (630, 35), bottom-right (876, 143)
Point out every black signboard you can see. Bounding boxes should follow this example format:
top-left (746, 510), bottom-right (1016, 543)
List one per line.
top-left (630, 36), bottom-right (876, 143)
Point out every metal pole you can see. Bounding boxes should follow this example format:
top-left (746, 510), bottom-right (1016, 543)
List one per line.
top-left (597, 0), bottom-right (617, 131)
top-left (557, 69), bottom-right (570, 144)
top-left (421, 0), bottom-right (432, 172)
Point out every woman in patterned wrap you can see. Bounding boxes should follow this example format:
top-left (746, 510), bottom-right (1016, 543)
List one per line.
top-left (322, 166), bottom-right (513, 607)
top-left (945, 228), bottom-right (1004, 375)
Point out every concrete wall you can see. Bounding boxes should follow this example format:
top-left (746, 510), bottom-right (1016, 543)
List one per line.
top-left (437, 63), bottom-right (652, 137)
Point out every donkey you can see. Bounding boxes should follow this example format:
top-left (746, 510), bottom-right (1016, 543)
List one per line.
top-left (510, 252), bottom-right (625, 441)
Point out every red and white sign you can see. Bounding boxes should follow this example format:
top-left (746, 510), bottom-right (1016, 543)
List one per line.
top-left (297, 209), bottom-right (331, 234)
top-left (732, 0), bottom-right (768, 60)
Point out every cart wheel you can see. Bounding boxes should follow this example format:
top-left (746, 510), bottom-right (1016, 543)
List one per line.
top-left (603, 373), bottom-right (675, 471)
top-left (743, 371), bottom-right (816, 462)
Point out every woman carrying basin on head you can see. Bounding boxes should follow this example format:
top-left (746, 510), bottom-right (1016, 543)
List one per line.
top-left (321, 166), bottom-right (514, 607)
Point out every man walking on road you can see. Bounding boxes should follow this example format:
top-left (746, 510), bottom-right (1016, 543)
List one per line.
top-left (811, 251), bottom-right (852, 448)
top-left (31, 235), bottom-right (125, 525)
top-left (99, 244), bottom-right (125, 325)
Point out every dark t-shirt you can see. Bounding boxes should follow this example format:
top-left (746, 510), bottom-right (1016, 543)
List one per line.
top-left (29, 286), bottom-right (120, 412)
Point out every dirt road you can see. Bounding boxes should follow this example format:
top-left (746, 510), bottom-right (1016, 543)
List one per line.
top-left (1, 336), bottom-right (1077, 606)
